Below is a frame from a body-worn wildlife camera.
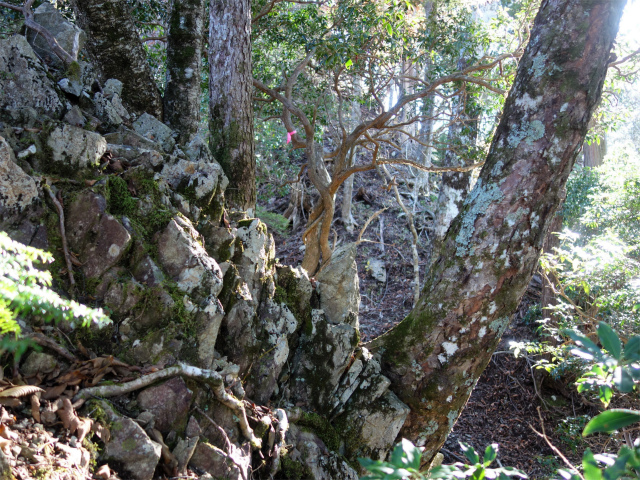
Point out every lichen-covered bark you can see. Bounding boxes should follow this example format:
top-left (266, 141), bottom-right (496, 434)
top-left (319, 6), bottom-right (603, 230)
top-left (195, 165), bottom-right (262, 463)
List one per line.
top-left (369, 0), bottom-right (626, 463)
top-left (164, 0), bottom-right (206, 144)
top-left (209, 0), bottom-right (255, 211)
top-left (70, 0), bottom-right (162, 118)
top-left (427, 68), bottom-right (480, 267)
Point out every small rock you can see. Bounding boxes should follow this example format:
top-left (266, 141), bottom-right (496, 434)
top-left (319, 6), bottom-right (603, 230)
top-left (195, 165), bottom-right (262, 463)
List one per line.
top-left (133, 113), bottom-right (175, 153)
top-left (0, 136), bottom-right (38, 219)
top-left (58, 78), bottom-right (83, 97)
top-left (21, 351), bottom-right (58, 377)
top-left (103, 79), bottom-right (124, 98)
top-left (47, 124), bottom-right (107, 170)
top-left (185, 416), bottom-right (201, 438)
top-left (137, 377), bottom-right (192, 434)
top-left (367, 258), bottom-right (387, 283)
top-left (27, 2), bottom-right (85, 67)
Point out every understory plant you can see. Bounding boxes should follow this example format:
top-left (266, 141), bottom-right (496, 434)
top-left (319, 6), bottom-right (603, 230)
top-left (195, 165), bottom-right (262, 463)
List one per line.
top-left (0, 232), bottom-right (111, 359)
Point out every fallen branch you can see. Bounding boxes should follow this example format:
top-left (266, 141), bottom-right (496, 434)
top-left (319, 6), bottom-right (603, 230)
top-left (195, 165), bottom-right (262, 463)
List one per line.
top-left (45, 185), bottom-right (75, 293)
top-left (530, 407), bottom-right (584, 480)
top-left (74, 363), bottom-right (262, 449)
top-left (28, 332), bottom-right (75, 362)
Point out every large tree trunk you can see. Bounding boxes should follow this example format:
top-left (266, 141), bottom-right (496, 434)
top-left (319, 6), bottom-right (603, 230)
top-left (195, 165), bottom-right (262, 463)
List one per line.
top-left (209, 0), bottom-right (255, 212)
top-left (71, 0), bottom-right (163, 118)
top-left (370, 0), bottom-right (625, 463)
top-left (164, 0), bottom-right (206, 144)
top-left (426, 62), bottom-right (480, 267)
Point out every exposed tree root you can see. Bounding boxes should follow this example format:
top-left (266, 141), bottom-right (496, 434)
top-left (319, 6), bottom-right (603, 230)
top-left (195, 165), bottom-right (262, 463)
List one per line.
top-left (45, 185), bottom-right (75, 294)
top-left (74, 363), bottom-right (262, 449)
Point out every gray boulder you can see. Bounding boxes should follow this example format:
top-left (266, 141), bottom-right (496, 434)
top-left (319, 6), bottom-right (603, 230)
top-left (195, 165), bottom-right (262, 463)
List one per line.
top-left (290, 309), bottom-right (359, 411)
top-left (316, 243), bottom-right (360, 327)
top-left (189, 442), bottom-right (250, 480)
top-left (0, 35), bottom-right (65, 120)
top-left (27, 2), bottom-right (85, 66)
top-left (0, 136), bottom-right (38, 219)
top-left (137, 377), bottom-right (192, 434)
top-left (133, 113), bottom-right (176, 153)
top-left (156, 216), bottom-right (223, 298)
top-left (99, 402), bottom-right (162, 480)
top-left (65, 192), bottom-right (131, 278)
top-left (157, 157), bottom-right (228, 214)
top-left (47, 124), bottom-right (107, 171)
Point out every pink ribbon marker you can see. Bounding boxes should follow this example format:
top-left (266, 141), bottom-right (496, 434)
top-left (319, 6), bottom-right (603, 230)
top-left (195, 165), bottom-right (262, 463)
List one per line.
top-left (286, 130), bottom-right (297, 144)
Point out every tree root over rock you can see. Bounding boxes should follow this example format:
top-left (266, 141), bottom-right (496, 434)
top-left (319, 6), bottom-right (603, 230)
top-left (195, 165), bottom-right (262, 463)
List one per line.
top-left (73, 363), bottom-right (262, 449)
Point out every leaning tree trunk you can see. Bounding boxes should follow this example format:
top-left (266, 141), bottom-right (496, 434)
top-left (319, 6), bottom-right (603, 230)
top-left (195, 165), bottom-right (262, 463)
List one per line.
top-left (164, 0), bottom-right (207, 144)
top-left (209, 0), bottom-right (255, 212)
top-left (426, 65), bottom-right (480, 267)
top-left (71, 0), bottom-right (163, 118)
top-left (370, 0), bottom-right (625, 463)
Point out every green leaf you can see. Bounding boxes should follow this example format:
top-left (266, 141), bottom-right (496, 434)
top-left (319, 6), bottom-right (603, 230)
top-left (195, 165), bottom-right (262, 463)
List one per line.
top-left (582, 449), bottom-right (603, 480)
top-left (623, 336), bottom-right (640, 361)
top-left (598, 385), bottom-right (613, 407)
top-left (483, 444), bottom-right (498, 466)
top-left (345, 58), bottom-right (353, 68)
top-left (385, 21), bottom-right (393, 36)
top-left (597, 322), bottom-right (622, 360)
top-left (460, 442), bottom-right (480, 464)
top-left (613, 366), bottom-right (635, 393)
top-left (400, 438), bottom-right (422, 470)
top-left (583, 409), bottom-right (640, 436)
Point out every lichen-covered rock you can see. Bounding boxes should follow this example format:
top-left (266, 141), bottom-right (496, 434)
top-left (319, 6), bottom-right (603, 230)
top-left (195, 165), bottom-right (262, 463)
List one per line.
top-left (0, 136), bottom-right (38, 219)
top-left (275, 265), bottom-right (312, 324)
top-left (244, 299), bottom-right (298, 404)
top-left (21, 351), bottom-right (58, 377)
top-left (63, 106), bottom-right (86, 127)
top-left (0, 35), bottom-right (64, 120)
top-left (103, 79), bottom-right (124, 98)
top-left (94, 92), bottom-right (123, 128)
top-left (27, 2), bottom-right (85, 66)
top-left (104, 128), bottom-right (163, 152)
top-left (195, 297), bottom-right (225, 369)
top-left (189, 442), bottom-right (250, 480)
top-left (285, 425), bottom-right (359, 480)
top-left (367, 258), bottom-right (387, 283)
top-left (157, 157), bottom-right (228, 214)
top-left (235, 219), bottom-right (275, 300)
top-left (65, 192), bottom-right (131, 278)
top-left (133, 113), bottom-right (176, 153)
top-left (103, 279), bottom-right (142, 317)
top-left (131, 254), bottom-right (165, 287)
top-left (331, 348), bottom-right (409, 462)
top-left (316, 243), bottom-right (360, 327)
top-left (172, 436), bottom-right (199, 474)
top-left (47, 124), bottom-right (107, 171)
top-left (290, 309), bottom-right (359, 411)
top-left (337, 390), bottom-right (409, 462)
top-left (137, 377), bottom-right (192, 434)
top-left (199, 222), bottom-right (236, 262)
top-left (100, 402), bottom-right (162, 480)
top-left (156, 216), bottom-right (223, 298)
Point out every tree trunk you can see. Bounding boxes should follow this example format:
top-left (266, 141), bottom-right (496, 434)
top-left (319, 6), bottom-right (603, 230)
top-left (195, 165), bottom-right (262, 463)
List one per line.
top-left (540, 212), bottom-right (563, 330)
top-left (164, 0), bottom-right (206, 144)
top-left (370, 0), bottom-right (625, 463)
top-left (426, 65), bottom-right (480, 268)
top-left (209, 0), bottom-right (255, 212)
top-left (582, 133), bottom-right (607, 167)
top-left (71, 0), bottom-right (163, 118)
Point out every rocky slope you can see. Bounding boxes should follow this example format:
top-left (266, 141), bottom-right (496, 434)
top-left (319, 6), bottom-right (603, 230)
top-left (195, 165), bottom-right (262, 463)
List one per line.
top-left (0, 8), bottom-right (410, 479)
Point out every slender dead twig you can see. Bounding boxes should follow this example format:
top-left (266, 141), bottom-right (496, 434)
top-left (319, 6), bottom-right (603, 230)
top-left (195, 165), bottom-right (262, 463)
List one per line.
top-left (530, 407), bottom-right (584, 480)
top-left (356, 208), bottom-right (388, 245)
top-left (45, 185), bottom-right (75, 293)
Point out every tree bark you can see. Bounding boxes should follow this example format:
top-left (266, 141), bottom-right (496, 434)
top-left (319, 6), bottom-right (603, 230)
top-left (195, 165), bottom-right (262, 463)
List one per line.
top-left (164, 0), bottom-right (207, 144)
top-left (370, 0), bottom-right (625, 463)
top-left (70, 0), bottom-right (163, 118)
top-left (426, 63), bottom-right (480, 267)
top-left (209, 0), bottom-right (255, 212)
top-left (582, 133), bottom-right (607, 167)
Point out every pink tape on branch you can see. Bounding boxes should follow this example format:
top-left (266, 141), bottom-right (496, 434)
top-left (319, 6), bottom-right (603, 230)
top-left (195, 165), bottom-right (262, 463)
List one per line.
top-left (286, 130), bottom-right (297, 144)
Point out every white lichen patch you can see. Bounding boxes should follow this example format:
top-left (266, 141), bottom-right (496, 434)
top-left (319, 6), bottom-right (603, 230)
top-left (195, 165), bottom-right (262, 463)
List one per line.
top-left (488, 302), bottom-right (497, 314)
top-left (515, 93), bottom-right (543, 111)
top-left (442, 341), bottom-right (459, 356)
top-left (478, 326), bottom-right (487, 338)
top-left (108, 244), bottom-right (121, 258)
top-left (446, 395), bottom-right (453, 403)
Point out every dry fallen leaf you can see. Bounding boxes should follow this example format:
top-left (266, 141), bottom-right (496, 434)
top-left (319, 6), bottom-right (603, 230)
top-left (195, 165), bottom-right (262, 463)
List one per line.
top-left (0, 385), bottom-right (44, 398)
top-left (30, 395), bottom-right (40, 423)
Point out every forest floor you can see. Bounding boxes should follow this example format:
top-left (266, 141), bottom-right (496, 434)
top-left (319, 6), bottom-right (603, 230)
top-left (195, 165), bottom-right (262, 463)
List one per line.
top-left (258, 162), bottom-right (610, 479)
